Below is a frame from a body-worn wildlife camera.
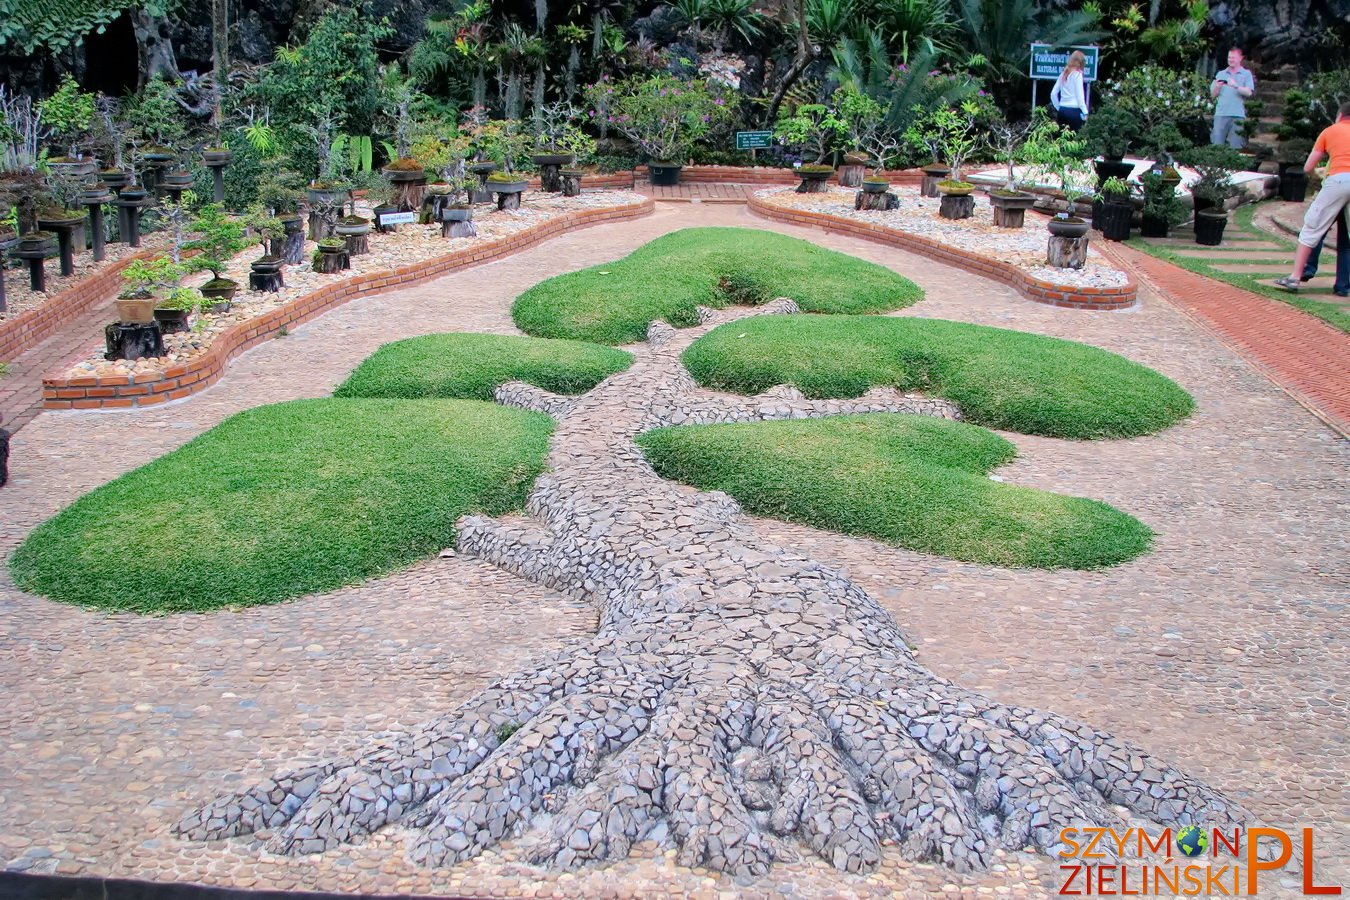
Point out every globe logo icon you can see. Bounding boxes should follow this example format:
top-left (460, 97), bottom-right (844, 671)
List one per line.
top-left (1176, 825), bottom-right (1209, 858)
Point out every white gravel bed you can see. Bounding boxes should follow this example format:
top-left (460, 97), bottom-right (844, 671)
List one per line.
top-left (757, 186), bottom-right (1130, 290)
top-left (59, 190), bottom-right (645, 381)
top-left (1, 233), bottom-right (171, 322)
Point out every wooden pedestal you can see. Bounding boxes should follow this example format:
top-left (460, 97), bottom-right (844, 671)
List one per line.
top-left (1047, 235), bottom-right (1089, 269)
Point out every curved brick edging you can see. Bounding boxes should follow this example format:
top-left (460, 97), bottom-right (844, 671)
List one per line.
top-left (41, 197), bottom-right (655, 411)
top-left (0, 250), bottom-right (157, 363)
top-left (746, 193), bottom-right (1137, 311)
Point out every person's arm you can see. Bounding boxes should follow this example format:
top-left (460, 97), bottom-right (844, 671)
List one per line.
top-left (1304, 149), bottom-right (1327, 174)
top-left (1238, 72), bottom-right (1255, 99)
top-left (1076, 73), bottom-right (1089, 115)
top-left (1211, 73), bottom-right (1225, 98)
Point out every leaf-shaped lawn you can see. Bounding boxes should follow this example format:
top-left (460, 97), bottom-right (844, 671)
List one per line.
top-left (638, 415), bottom-right (1152, 569)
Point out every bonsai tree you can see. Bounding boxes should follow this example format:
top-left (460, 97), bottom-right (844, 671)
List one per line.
top-left (1140, 169), bottom-right (1185, 233)
top-left (988, 117), bottom-right (1034, 193)
top-left (185, 203), bottom-right (249, 288)
top-left (379, 70), bottom-right (421, 166)
top-left (1179, 144), bottom-right (1243, 213)
top-left (1, 84), bottom-right (44, 175)
top-left (124, 76), bottom-right (187, 153)
top-left (532, 101), bottom-right (596, 159)
top-left (1081, 104), bottom-right (1140, 162)
top-left (38, 74), bottom-right (95, 160)
top-left (158, 191), bottom-right (198, 263)
top-left (930, 99), bottom-right (982, 185)
top-left (1098, 176), bottom-right (1133, 202)
top-left (836, 86), bottom-right (902, 176)
top-left (121, 255), bottom-right (185, 299)
top-left (1023, 114), bottom-right (1096, 219)
top-left (243, 204), bottom-right (285, 257)
top-left (585, 74), bottom-right (733, 166)
top-left (91, 94), bottom-right (129, 176)
top-left (773, 103), bottom-right (846, 165)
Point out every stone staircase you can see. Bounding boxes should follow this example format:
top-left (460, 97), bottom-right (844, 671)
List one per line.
top-left (1246, 64), bottom-right (1299, 158)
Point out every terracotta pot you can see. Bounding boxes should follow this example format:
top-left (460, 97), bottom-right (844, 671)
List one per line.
top-left (115, 296), bottom-right (157, 325)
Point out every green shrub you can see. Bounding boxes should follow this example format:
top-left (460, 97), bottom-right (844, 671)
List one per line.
top-left (10, 399), bottom-right (552, 612)
top-left (682, 315), bottom-right (1194, 439)
top-left (334, 333), bottom-right (633, 400)
top-left (512, 228), bottom-right (924, 345)
top-left (639, 415), bottom-right (1152, 569)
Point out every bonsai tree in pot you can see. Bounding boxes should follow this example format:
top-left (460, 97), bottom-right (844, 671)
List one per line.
top-left (531, 102), bottom-right (596, 190)
top-left (1081, 103), bottom-right (1140, 180)
top-left (1180, 144), bottom-right (1243, 217)
top-left (154, 285), bottom-right (203, 333)
top-left (1139, 169), bottom-right (1185, 238)
top-left (774, 103), bottom-right (846, 191)
top-left (986, 117), bottom-right (1037, 227)
top-left (38, 75), bottom-right (97, 170)
top-left (1096, 176), bottom-right (1136, 242)
top-left (119, 254), bottom-right (185, 324)
top-left (930, 100), bottom-right (982, 196)
top-left (587, 74), bottom-right (733, 186)
top-left (243, 205), bottom-right (287, 291)
top-left (1024, 115), bottom-right (1097, 267)
top-left (185, 203), bottom-right (249, 307)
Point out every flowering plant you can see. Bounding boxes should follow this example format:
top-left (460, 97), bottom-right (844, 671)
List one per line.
top-left (1103, 66), bottom-right (1210, 134)
top-left (585, 75), bottom-right (733, 164)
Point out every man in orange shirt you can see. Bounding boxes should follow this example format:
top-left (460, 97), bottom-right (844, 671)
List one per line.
top-left (1276, 101), bottom-right (1350, 292)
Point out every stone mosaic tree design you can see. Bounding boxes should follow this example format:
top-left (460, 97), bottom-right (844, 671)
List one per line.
top-left (177, 301), bottom-right (1249, 876)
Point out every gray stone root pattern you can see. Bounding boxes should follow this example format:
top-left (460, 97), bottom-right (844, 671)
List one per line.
top-left (176, 299), bottom-right (1253, 878)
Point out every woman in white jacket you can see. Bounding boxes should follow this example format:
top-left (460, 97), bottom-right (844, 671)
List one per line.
top-left (1051, 50), bottom-right (1089, 131)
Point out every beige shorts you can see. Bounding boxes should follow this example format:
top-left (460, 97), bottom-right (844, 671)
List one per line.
top-left (1300, 173), bottom-right (1350, 248)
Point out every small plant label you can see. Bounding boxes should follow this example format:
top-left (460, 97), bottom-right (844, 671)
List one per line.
top-left (378, 211), bottom-right (417, 226)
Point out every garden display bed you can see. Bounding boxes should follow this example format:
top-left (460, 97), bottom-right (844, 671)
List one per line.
top-left (43, 191), bottom-right (653, 410)
top-left (750, 187), bottom-right (1137, 310)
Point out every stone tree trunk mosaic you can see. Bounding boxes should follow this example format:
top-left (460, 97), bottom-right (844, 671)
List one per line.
top-left (178, 301), bottom-right (1250, 876)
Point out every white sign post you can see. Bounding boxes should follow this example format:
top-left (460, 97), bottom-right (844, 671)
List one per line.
top-left (378, 210), bottom-right (417, 227)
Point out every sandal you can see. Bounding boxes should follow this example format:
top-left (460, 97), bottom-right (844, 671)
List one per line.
top-left (1273, 276), bottom-right (1301, 292)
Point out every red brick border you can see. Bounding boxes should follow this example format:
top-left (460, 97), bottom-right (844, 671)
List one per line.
top-left (41, 197), bottom-right (655, 411)
top-left (519, 166), bottom-right (925, 189)
top-left (0, 250), bottom-right (156, 363)
top-left (746, 194), bottom-right (1137, 311)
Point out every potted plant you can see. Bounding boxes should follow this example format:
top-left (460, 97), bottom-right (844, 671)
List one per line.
top-left (1139, 170), bottom-right (1185, 238)
top-left (586, 74), bottom-right (734, 186)
top-left (795, 163), bottom-right (835, 193)
top-left (184, 202), bottom-right (248, 309)
top-left (38, 74), bottom-right (97, 173)
top-left (304, 103), bottom-right (350, 208)
top-left (1181, 144), bottom-right (1243, 217)
top-left (1276, 138), bottom-right (1313, 202)
top-left (1082, 104), bottom-right (1140, 183)
top-left (929, 100), bottom-right (981, 199)
top-left (242, 206), bottom-right (285, 291)
top-left (1023, 115), bottom-right (1096, 264)
top-left (125, 76), bottom-right (187, 162)
top-left (987, 118), bottom-right (1036, 227)
top-left (861, 177), bottom-right (890, 194)
top-left (154, 285), bottom-right (201, 333)
top-left (775, 103), bottom-right (846, 190)
top-left (837, 86), bottom-right (904, 184)
top-left (531, 102), bottom-right (596, 180)
top-left (1096, 176), bottom-right (1135, 242)
top-left (119, 255), bottom-right (183, 324)
top-left (312, 237), bottom-right (348, 274)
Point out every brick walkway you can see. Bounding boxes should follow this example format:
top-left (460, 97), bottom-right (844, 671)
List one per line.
top-left (0, 297), bottom-right (107, 433)
top-left (1, 201), bottom-right (1346, 897)
top-left (1103, 241), bottom-right (1350, 437)
top-left (637, 181), bottom-right (755, 203)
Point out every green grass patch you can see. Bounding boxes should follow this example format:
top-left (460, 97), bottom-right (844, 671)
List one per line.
top-left (638, 415), bottom-right (1152, 569)
top-left (10, 399), bottom-right (553, 613)
top-left (683, 315), bottom-right (1193, 439)
top-left (334, 333), bottom-right (633, 400)
top-left (1126, 203), bottom-right (1350, 334)
top-left (512, 227), bottom-right (924, 345)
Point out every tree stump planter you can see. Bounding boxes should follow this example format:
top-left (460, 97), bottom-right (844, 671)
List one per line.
top-left (203, 149), bottom-right (232, 204)
top-left (490, 181), bottom-right (528, 211)
top-left (37, 213), bottom-right (86, 276)
top-left (795, 169), bottom-right (833, 193)
top-left (440, 206), bottom-right (477, 238)
top-left (104, 322), bottom-right (164, 361)
top-left (920, 164), bottom-right (951, 198)
top-left (560, 169), bottom-right (585, 197)
top-left (533, 153), bottom-right (575, 192)
top-left (469, 162), bottom-right (498, 204)
top-left (1098, 200), bottom-right (1134, 242)
top-left (112, 188), bottom-right (152, 247)
top-left (249, 257), bottom-right (285, 292)
top-left (855, 190), bottom-right (899, 211)
top-left (278, 215), bottom-right (306, 264)
top-left (336, 219), bottom-right (372, 257)
top-left (81, 186), bottom-right (113, 262)
top-left (838, 154), bottom-right (868, 188)
top-left (1045, 217), bottom-right (1090, 269)
top-left (989, 191), bottom-right (1036, 228)
top-left (1194, 211), bottom-right (1228, 246)
top-left (384, 167), bottom-right (429, 213)
top-left (938, 194), bottom-right (975, 219)
top-left (313, 244), bottom-right (348, 274)
top-left (153, 308), bottom-right (192, 334)
top-left (648, 163), bottom-right (682, 186)
top-left (11, 232), bottom-right (56, 291)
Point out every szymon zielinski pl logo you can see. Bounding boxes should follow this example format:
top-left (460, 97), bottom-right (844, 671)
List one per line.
top-left (1057, 825), bottom-right (1342, 895)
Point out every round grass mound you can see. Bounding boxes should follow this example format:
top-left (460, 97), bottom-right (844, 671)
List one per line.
top-left (334, 333), bottom-right (634, 400)
top-left (512, 227), bottom-right (923, 345)
top-left (10, 399), bottom-right (554, 613)
top-left (638, 415), bottom-right (1153, 570)
top-left (682, 315), bottom-right (1194, 440)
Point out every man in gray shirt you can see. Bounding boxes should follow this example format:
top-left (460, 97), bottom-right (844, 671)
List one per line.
top-left (1211, 47), bottom-right (1256, 148)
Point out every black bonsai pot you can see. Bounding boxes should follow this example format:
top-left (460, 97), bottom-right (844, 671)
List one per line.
top-left (1194, 210), bottom-right (1227, 246)
top-left (648, 163), bottom-right (683, 186)
top-left (202, 149), bottom-right (233, 166)
top-left (1140, 213), bottom-right (1170, 238)
top-left (1047, 216), bottom-right (1090, 239)
top-left (1098, 200), bottom-right (1133, 242)
top-left (862, 179), bottom-right (890, 194)
top-left (153, 307), bottom-right (191, 334)
top-left (532, 153), bottom-right (575, 167)
top-left (441, 206), bottom-right (474, 223)
top-left (200, 278), bottom-right (239, 302)
top-left (1279, 171), bottom-right (1308, 203)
